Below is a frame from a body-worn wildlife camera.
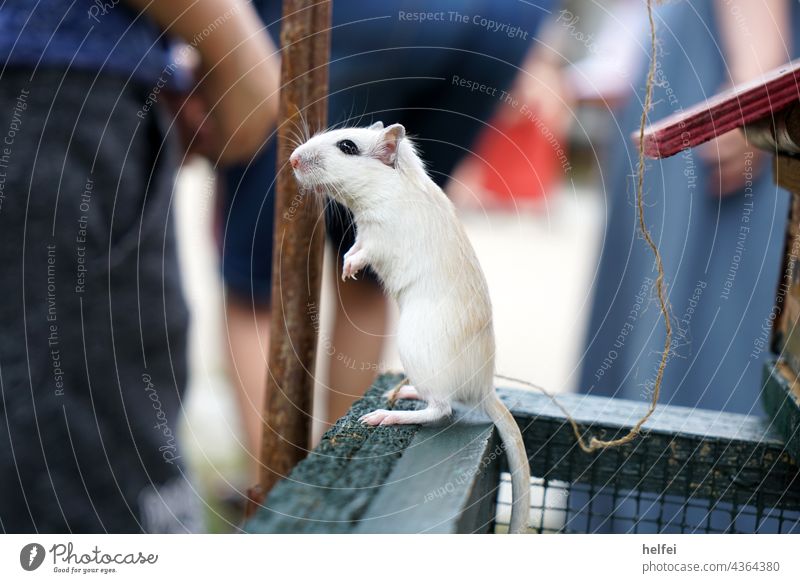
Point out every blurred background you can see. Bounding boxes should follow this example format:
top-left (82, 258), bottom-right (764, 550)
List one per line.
top-left (3, 0), bottom-right (794, 535)
top-left (168, 0), bottom-right (795, 532)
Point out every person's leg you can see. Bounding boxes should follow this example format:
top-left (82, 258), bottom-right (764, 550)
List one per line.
top-left (224, 295), bottom-right (270, 468)
top-left (0, 68), bottom-right (200, 533)
top-left (326, 262), bottom-right (389, 425)
top-left (218, 140), bottom-right (276, 475)
top-left (216, 2), bottom-right (284, 480)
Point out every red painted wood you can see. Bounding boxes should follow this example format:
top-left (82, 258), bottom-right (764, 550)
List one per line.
top-left (637, 59), bottom-right (800, 159)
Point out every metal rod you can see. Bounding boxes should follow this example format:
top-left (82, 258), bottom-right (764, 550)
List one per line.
top-left (254, 0), bottom-right (331, 503)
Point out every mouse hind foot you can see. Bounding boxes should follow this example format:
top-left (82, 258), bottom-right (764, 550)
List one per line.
top-left (359, 401), bottom-right (450, 427)
top-left (382, 384), bottom-right (421, 401)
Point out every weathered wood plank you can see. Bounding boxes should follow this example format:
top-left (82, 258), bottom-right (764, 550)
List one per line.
top-left (245, 374), bottom-right (422, 533)
top-left (354, 411), bottom-right (500, 534)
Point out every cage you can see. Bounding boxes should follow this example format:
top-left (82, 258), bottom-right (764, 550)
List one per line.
top-left (244, 371), bottom-right (800, 534)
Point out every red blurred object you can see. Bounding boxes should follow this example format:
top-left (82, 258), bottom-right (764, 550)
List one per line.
top-left (471, 114), bottom-right (562, 206)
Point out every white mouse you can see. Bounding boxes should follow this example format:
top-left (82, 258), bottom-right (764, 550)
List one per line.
top-left (290, 121), bottom-right (530, 533)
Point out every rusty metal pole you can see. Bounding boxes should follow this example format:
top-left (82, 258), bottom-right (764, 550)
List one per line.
top-left (250, 0), bottom-right (331, 508)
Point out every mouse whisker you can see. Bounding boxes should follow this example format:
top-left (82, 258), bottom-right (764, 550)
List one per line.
top-left (285, 128), bottom-right (304, 151)
top-left (286, 118), bottom-right (307, 148)
top-left (296, 107), bottom-right (311, 142)
top-left (351, 95), bottom-right (370, 130)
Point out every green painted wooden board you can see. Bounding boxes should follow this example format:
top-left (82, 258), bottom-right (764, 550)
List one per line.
top-left (244, 374), bottom-right (421, 533)
top-left (353, 412), bottom-right (500, 533)
top-left (245, 374), bottom-right (501, 533)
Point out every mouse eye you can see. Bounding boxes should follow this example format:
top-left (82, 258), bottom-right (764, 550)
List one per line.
top-left (336, 139), bottom-right (359, 156)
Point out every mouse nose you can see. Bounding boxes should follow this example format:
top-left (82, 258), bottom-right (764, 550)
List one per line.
top-left (290, 152), bottom-right (301, 169)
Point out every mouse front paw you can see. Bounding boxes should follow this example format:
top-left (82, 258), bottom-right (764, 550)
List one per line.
top-left (342, 250), bottom-right (368, 281)
top-left (342, 257), bottom-right (361, 281)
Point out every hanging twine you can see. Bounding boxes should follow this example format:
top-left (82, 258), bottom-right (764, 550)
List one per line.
top-left (497, 0), bottom-right (670, 453)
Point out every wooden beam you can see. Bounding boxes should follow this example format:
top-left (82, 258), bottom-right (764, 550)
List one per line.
top-left (256, 0), bottom-right (331, 500)
top-left (637, 59), bottom-right (800, 159)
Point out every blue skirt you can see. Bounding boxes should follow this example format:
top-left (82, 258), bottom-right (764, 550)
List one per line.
top-left (575, 0), bottom-right (799, 533)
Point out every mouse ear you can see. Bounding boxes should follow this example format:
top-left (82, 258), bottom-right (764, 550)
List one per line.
top-left (375, 123), bottom-right (405, 168)
top-left (369, 121), bottom-right (384, 130)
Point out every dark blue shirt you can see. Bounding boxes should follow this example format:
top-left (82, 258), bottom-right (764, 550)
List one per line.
top-left (0, 0), bottom-right (176, 87)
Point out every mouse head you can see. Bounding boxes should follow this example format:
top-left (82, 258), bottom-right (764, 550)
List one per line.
top-left (289, 121), bottom-right (408, 209)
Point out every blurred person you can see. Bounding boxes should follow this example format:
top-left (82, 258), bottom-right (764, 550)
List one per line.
top-left (0, 0), bottom-right (278, 532)
top-left (219, 0), bottom-right (558, 479)
top-left (576, 0), bottom-right (798, 533)
top-left (448, 17), bottom-right (575, 210)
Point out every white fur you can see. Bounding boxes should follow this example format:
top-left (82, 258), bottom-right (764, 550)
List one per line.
top-left (291, 123), bottom-right (530, 533)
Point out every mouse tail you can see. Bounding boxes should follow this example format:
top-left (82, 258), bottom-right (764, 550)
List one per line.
top-left (484, 392), bottom-right (530, 534)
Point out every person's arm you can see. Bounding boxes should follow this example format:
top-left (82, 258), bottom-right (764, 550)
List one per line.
top-left (125, 0), bottom-right (280, 163)
top-left (702, 0), bottom-right (790, 194)
top-left (716, 0), bottom-right (790, 85)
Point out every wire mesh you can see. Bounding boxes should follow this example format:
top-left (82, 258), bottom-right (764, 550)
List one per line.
top-left (490, 384), bottom-right (800, 534)
top-left (494, 469), bottom-right (800, 534)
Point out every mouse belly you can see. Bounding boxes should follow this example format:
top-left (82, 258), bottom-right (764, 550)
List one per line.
top-left (395, 302), bottom-right (495, 405)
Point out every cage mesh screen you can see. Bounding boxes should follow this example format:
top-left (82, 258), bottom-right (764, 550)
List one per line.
top-left (494, 468), bottom-right (800, 534)
top-left (490, 386), bottom-right (800, 534)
